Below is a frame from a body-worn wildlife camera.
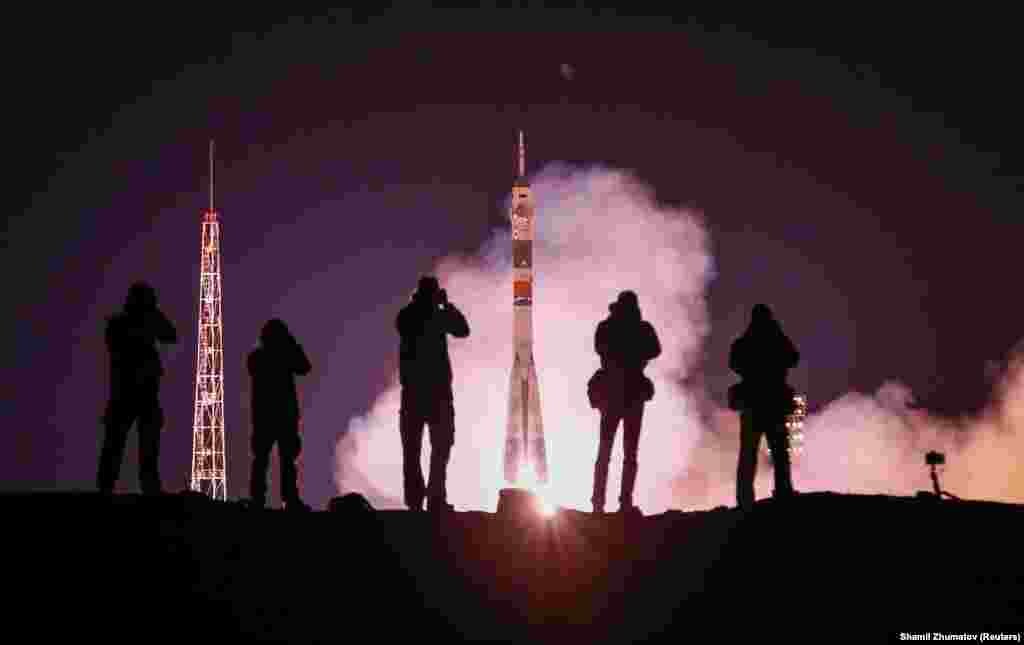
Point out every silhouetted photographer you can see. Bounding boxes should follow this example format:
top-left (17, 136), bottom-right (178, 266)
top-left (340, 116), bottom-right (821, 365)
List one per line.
top-left (588, 291), bottom-right (661, 515)
top-left (247, 319), bottom-right (312, 511)
top-left (98, 282), bottom-right (177, 495)
top-left (396, 276), bottom-right (470, 513)
top-left (728, 304), bottom-right (799, 510)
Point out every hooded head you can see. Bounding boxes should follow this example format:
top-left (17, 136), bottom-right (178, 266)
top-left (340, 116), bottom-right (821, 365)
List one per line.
top-left (609, 290), bottom-right (641, 318)
top-left (413, 275), bottom-right (441, 304)
top-left (124, 282), bottom-right (157, 313)
top-left (260, 318), bottom-right (291, 347)
top-left (751, 303), bottom-right (773, 323)
top-left (746, 303), bottom-right (785, 337)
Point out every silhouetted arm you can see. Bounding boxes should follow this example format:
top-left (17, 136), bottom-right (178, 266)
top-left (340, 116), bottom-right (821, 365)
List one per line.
top-left (245, 348), bottom-right (258, 378)
top-left (781, 333), bottom-right (799, 369)
top-left (151, 308), bottom-right (177, 344)
top-left (292, 340), bottom-right (312, 376)
top-left (728, 337), bottom-right (746, 377)
top-left (104, 316), bottom-right (118, 351)
top-left (595, 320), bottom-right (611, 360)
top-left (444, 303), bottom-right (470, 338)
top-left (396, 305), bottom-right (414, 338)
top-left (642, 321), bottom-right (661, 361)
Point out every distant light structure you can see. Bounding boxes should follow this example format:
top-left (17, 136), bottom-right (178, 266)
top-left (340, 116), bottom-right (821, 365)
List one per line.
top-left (190, 140), bottom-right (227, 501)
top-left (765, 394), bottom-right (807, 460)
top-left (787, 394), bottom-right (807, 456)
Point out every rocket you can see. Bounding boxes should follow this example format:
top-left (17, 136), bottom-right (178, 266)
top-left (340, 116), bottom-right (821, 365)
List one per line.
top-left (504, 131), bottom-right (549, 486)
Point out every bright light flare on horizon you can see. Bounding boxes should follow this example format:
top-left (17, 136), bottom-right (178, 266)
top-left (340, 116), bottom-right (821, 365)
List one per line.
top-left (508, 462), bottom-right (557, 517)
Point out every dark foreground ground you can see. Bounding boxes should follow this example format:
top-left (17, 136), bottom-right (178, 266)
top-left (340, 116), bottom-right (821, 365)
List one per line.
top-left (6, 490), bottom-right (1023, 642)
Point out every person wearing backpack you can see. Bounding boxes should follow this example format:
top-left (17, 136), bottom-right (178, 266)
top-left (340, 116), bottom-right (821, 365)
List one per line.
top-left (589, 291), bottom-right (661, 515)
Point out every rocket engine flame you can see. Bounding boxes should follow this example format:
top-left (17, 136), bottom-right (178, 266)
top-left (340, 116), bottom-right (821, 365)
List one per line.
top-left (514, 463), bottom-right (555, 516)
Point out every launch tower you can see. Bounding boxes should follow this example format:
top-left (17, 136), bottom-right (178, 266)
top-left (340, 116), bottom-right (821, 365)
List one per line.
top-left (190, 141), bottom-right (228, 500)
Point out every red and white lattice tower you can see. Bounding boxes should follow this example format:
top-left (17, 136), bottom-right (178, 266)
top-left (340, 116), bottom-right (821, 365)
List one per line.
top-left (190, 140), bottom-right (227, 500)
top-left (764, 393), bottom-right (807, 460)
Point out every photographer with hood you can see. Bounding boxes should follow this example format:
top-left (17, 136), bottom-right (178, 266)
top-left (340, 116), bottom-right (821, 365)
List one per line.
top-left (98, 282), bottom-right (177, 495)
top-left (589, 290), bottom-right (661, 515)
top-left (728, 303), bottom-right (800, 510)
top-left (247, 318), bottom-right (312, 511)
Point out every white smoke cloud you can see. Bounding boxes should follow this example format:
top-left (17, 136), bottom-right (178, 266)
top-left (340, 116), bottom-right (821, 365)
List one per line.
top-left (794, 355), bottom-right (1024, 504)
top-left (334, 164), bottom-right (714, 513)
top-left (334, 163), bottom-right (1024, 513)
top-left (680, 357), bottom-right (1024, 510)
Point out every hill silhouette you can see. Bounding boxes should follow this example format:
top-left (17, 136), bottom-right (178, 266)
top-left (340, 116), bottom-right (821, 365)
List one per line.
top-left (6, 491), bottom-right (1022, 641)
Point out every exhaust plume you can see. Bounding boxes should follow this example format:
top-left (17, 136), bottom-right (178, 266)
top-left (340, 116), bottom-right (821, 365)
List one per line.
top-left (334, 164), bottom-right (1024, 511)
top-left (678, 351), bottom-right (1024, 508)
top-left (334, 164), bottom-right (714, 512)
top-left (795, 354), bottom-right (1024, 503)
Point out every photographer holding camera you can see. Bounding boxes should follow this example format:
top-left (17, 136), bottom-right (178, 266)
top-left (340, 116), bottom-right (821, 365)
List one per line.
top-left (396, 276), bottom-right (470, 513)
top-left (98, 282), bottom-right (177, 496)
top-left (247, 318), bottom-right (312, 511)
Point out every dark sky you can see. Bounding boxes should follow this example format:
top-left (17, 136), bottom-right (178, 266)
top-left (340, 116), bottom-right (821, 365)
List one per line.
top-left (6, 9), bottom-right (1024, 507)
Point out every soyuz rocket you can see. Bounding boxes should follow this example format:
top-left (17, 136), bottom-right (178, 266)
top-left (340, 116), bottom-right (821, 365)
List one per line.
top-left (504, 131), bottom-right (549, 486)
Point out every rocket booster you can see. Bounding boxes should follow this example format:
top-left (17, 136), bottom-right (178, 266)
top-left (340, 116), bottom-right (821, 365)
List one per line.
top-left (504, 131), bottom-right (549, 486)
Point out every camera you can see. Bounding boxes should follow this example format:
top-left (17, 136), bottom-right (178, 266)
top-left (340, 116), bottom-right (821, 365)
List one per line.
top-left (925, 450), bottom-right (945, 466)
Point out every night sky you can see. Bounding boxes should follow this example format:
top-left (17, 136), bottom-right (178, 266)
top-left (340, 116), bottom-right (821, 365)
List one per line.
top-left (6, 9), bottom-right (1024, 508)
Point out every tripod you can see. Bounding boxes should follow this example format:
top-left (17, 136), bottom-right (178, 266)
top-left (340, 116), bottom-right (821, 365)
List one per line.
top-left (924, 452), bottom-right (962, 501)
top-left (933, 464), bottom-right (962, 499)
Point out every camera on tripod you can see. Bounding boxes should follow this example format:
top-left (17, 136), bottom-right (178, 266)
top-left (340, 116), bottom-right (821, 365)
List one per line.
top-left (917, 450), bottom-right (961, 501)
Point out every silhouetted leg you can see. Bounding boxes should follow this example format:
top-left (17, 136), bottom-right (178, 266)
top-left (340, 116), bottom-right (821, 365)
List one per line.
top-left (619, 401), bottom-right (644, 510)
top-left (97, 399), bottom-right (134, 494)
top-left (592, 408), bottom-right (621, 512)
top-left (249, 429), bottom-right (274, 506)
top-left (399, 400), bottom-right (426, 511)
top-left (136, 395), bottom-right (164, 495)
top-left (278, 424), bottom-right (302, 505)
top-left (765, 420), bottom-right (795, 498)
top-left (426, 400), bottom-right (455, 509)
top-left (737, 410), bottom-right (761, 510)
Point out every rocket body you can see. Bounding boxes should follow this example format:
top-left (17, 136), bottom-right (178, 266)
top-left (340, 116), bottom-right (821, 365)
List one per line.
top-left (504, 131), bottom-right (549, 485)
